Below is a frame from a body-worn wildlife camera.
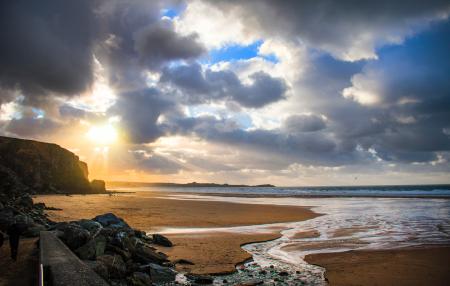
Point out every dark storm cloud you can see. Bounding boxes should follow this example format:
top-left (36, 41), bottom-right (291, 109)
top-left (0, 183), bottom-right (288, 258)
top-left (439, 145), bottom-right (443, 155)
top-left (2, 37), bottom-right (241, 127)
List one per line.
top-left (113, 88), bottom-right (174, 144)
top-left (59, 105), bottom-right (87, 118)
top-left (203, 0), bottom-right (450, 60)
top-left (339, 22), bottom-right (450, 162)
top-left (161, 63), bottom-right (287, 108)
top-left (166, 115), bottom-right (369, 167)
top-left (134, 21), bottom-right (205, 69)
top-left (0, 0), bottom-right (96, 100)
top-left (284, 114), bottom-right (327, 133)
top-left (278, 21), bottom-right (450, 165)
top-left (4, 116), bottom-right (61, 137)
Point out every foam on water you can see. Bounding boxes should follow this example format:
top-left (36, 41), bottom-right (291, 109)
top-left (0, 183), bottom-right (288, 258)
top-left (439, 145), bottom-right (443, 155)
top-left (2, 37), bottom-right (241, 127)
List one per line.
top-left (156, 194), bottom-right (450, 284)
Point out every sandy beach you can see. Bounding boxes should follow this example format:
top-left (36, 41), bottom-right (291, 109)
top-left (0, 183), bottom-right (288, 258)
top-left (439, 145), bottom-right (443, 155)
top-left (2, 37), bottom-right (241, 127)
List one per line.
top-left (305, 246), bottom-right (450, 286)
top-left (35, 191), bottom-right (319, 274)
top-left (34, 191), bottom-right (450, 284)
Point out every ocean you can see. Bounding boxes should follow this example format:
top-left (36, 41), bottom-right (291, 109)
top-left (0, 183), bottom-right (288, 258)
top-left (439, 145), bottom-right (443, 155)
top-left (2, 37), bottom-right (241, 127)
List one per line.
top-left (120, 185), bottom-right (450, 285)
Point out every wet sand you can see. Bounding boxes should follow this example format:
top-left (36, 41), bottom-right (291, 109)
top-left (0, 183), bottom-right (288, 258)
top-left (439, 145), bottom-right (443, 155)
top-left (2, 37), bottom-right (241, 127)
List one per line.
top-left (158, 232), bottom-right (281, 274)
top-left (35, 192), bottom-right (319, 274)
top-left (305, 245), bottom-right (450, 286)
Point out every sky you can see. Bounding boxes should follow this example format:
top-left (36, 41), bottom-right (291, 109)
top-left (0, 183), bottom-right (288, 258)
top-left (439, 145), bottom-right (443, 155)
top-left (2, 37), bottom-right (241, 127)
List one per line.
top-left (0, 0), bottom-right (450, 186)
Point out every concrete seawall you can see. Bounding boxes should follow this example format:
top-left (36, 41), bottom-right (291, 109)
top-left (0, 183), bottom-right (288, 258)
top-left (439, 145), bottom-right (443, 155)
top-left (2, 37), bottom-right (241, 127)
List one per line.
top-left (39, 231), bottom-right (108, 286)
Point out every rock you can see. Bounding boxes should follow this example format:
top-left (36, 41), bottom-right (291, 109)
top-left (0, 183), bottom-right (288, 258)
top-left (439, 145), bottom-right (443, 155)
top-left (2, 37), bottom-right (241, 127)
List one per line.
top-left (107, 244), bottom-right (132, 261)
top-left (60, 223), bottom-right (90, 250)
top-left (94, 235), bottom-right (107, 257)
top-left (93, 213), bottom-right (130, 229)
top-left (173, 259), bottom-right (195, 265)
top-left (22, 223), bottom-right (46, 237)
top-left (85, 260), bottom-right (109, 280)
top-left (111, 231), bottom-right (130, 249)
top-left (133, 245), bottom-right (168, 264)
top-left (33, 202), bottom-right (46, 210)
top-left (90, 180), bottom-right (106, 193)
top-left (76, 239), bottom-right (96, 260)
top-left (279, 271), bottom-right (289, 276)
top-left (141, 263), bottom-right (176, 283)
top-left (127, 272), bottom-right (151, 286)
top-left (16, 195), bottom-right (33, 209)
top-left (97, 254), bottom-right (127, 279)
top-left (237, 280), bottom-right (264, 286)
top-left (187, 274), bottom-right (214, 284)
top-left (79, 219), bottom-right (102, 236)
top-left (76, 235), bottom-right (107, 260)
top-left (152, 234), bottom-right (173, 247)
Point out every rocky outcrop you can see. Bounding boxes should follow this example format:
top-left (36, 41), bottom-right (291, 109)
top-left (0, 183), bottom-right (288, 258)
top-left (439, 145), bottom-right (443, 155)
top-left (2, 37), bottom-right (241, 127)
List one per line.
top-left (52, 213), bottom-right (178, 285)
top-left (0, 136), bottom-right (105, 195)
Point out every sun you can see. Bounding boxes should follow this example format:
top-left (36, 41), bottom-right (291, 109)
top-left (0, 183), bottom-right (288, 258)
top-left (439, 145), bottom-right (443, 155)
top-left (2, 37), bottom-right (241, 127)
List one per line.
top-left (86, 124), bottom-right (118, 145)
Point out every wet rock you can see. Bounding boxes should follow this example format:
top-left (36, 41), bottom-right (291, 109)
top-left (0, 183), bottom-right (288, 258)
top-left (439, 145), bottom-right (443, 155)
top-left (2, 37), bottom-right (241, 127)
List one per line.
top-left (60, 223), bottom-right (90, 250)
top-left (85, 260), bottom-right (109, 280)
top-left (107, 244), bottom-right (132, 261)
top-left (127, 272), bottom-right (151, 286)
top-left (79, 219), bottom-right (102, 236)
top-left (111, 231), bottom-right (130, 249)
top-left (97, 254), bottom-right (127, 279)
top-left (15, 194), bottom-right (33, 209)
top-left (76, 235), bottom-right (106, 260)
top-left (93, 213), bottom-right (130, 229)
top-left (22, 223), bottom-right (46, 237)
top-left (187, 274), bottom-right (214, 284)
top-left (237, 279), bottom-right (263, 286)
top-left (173, 258), bottom-right (195, 265)
top-left (76, 239), bottom-right (97, 260)
top-left (259, 270), bottom-right (267, 275)
top-left (133, 245), bottom-right (168, 264)
top-left (152, 233), bottom-right (173, 247)
top-left (142, 263), bottom-right (176, 283)
top-left (279, 271), bottom-right (289, 276)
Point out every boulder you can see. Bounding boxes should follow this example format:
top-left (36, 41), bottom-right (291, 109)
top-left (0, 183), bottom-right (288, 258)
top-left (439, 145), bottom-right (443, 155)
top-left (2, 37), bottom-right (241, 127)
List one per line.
top-left (173, 259), bottom-right (195, 265)
top-left (76, 235), bottom-right (107, 260)
top-left (15, 195), bottom-right (33, 209)
top-left (97, 254), bottom-right (127, 279)
top-left (76, 239), bottom-right (97, 260)
top-left (79, 219), bottom-right (103, 236)
top-left (85, 260), bottom-right (109, 280)
top-left (143, 263), bottom-right (176, 283)
top-left (60, 223), bottom-right (90, 250)
top-left (187, 274), bottom-right (214, 284)
top-left (237, 280), bottom-right (264, 286)
top-left (93, 213), bottom-right (130, 229)
top-left (152, 234), bottom-right (173, 247)
top-left (107, 245), bottom-right (132, 261)
top-left (133, 245), bottom-right (168, 264)
top-left (127, 272), bottom-right (151, 286)
top-left (22, 223), bottom-right (46, 237)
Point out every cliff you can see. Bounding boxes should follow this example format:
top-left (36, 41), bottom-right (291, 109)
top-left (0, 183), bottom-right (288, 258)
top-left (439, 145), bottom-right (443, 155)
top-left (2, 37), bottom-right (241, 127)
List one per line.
top-left (0, 136), bottom-right (104, 195)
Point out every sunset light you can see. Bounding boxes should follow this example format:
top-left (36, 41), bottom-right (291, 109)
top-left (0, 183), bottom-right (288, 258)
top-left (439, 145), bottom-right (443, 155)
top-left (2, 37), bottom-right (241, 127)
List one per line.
top-left (86, 124), bottom-right (118, 146)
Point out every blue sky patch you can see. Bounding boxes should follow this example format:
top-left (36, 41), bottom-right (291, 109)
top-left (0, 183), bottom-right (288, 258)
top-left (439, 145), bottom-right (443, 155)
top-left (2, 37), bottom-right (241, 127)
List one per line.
top-left (206, 40), bottom-right (279, 64)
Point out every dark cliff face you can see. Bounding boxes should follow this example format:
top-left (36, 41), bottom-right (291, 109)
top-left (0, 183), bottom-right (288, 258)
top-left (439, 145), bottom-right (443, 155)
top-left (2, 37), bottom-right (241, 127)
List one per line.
top-left (0, 136), bottom-right (100, 194)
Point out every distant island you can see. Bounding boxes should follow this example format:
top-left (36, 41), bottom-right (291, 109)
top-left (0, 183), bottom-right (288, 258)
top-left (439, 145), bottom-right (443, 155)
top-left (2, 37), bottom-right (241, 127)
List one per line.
top-left (107, 181), bottom-right (275, 188)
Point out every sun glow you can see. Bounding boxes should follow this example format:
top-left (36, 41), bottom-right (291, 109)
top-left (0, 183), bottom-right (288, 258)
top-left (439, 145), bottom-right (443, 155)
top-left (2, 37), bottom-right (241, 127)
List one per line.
top-left (86, 124), bottom-right (118, 146)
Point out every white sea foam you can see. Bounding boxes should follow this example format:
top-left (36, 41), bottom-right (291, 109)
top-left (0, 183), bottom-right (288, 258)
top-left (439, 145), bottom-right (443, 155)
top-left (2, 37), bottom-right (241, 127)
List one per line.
top-left (155, 193), bottom-right (450, 284)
